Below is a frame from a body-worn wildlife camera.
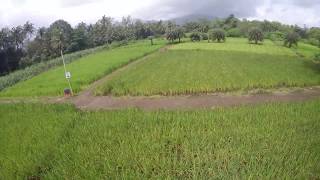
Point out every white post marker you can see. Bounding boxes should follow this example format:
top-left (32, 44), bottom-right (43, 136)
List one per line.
top-left (61, 49), bottom-right (73, 96)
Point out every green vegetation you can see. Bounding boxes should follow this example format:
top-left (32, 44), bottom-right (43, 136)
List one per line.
top-left (190, 31), bottom-right (201, 41)
top-left (173, 38), bottom-right (294, 56)
top-left (209, 29), bottom-right (226, 43)
top-left (0, 40), bottom-right (165, 97)
top-left (1, 101), bottom-right (320, 179)
top-left (0, 103), bottom-right (76, 179)
top-left (248, 27), bottom-right (264, 44)
top-left (284, 32), bottom-right (299, 48)
top-left (0, 42), bottom-right (126, 91)
top-left (293, 42), bottom-right (320, 58)
top-left (96, 38), bottom-right (319, 96)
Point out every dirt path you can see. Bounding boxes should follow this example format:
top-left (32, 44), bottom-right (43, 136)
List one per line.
top-left (71, 87), bottom-right (320, 110)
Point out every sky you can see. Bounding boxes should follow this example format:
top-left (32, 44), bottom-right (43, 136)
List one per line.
top-left (0, 0), bottom-right (319, 28)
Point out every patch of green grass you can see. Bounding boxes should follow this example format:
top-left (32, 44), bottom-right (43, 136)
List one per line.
top-left (1, 101), bottom-right (320, 179)
top-left (173, 38), bottom-right (296, 56)
top-left (96, 50), bottom-right (320, 96)
top-left (0, 40), bottom-right (166, 97)
top-left (293, 42), bottom-right (320, 58)
top-left (271, 40), bottom-right (319, 58)
top-left (0, 103), bottom-right (76, 179)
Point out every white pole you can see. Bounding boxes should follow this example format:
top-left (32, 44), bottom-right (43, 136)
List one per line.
top-left (61, 49), bottom-right (73, 96)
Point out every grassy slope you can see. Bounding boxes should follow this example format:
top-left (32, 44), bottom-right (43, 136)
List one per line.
top-left (96, 38), bottom-right (320, 96)
top-left (272, 40), bottom-right (319, 58)
top-left (293, 42), bottom-right (320, 58)
top-left (0, 40), bottom-right (165, 97)
top-left (0, 101), bottom-right (320, 179)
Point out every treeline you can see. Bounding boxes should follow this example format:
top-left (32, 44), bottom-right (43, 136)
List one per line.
top-left (170, 14), bottom-right (320, 46)
top-left (1, 14), bottom-right (320, 76)
top-left (0, 16), bottom-right (166, 75)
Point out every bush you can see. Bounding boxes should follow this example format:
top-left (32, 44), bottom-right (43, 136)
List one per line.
top-left (305, 38), bottom-right (319, 47)
top-left (190, 32), bottom-right (201, 42)
top-left (314, 53), bottom-right (320, 62)
top-left (201, 33), bottom-right (209, 40)
top-left (284, 32), bottom-right (299, 48)
top-left (209, 29), bottom-right (226, 43)
top-left (267, 31), bottom-right (285, 41)
top-left (227, 28), bottom-right (242, 37)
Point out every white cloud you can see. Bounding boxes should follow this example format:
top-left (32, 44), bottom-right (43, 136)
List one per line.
top-left (0, 0), bottom-right (319, 28)
top-left (253, 0), bottom-right (320, 27)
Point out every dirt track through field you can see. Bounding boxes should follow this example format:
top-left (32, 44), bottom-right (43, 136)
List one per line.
top-left (71, 87), bottom-right (320, 110)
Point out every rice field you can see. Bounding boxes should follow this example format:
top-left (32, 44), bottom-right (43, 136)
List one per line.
top-left (1, 101), bottom-right (320, 179)
top-left (293, 42), bottom-right (320, 58)
top-left (173, 38), bottom-right (296, 56)
top-left (0, 40), bottom-right (166, 97)
top-left (96, 39), bottom-right (320, 96)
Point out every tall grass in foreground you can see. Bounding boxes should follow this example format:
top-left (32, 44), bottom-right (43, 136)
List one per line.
top-left (0, 40), bottom-right (166, 97)
top-left (1, 101), bottom-right (320, 179)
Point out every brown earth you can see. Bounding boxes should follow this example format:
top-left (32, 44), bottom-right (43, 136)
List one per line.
top-left (70, 87), bottom-right (320, 110)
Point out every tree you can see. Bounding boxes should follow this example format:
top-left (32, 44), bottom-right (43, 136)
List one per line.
top-left (165, 21), bottom-right (177, 43)
top-left (293, 25), bottom-right (307, 39)
top-left (92, 15), bottom-right (113, 46)
top-left (48, 20), bottom-right (73, 56)
top-left (248, 27), bottom-right (264, 44)
top-left (190, 31), bottom-right (201, 42)
top-left (134, 19), bottom-right (153, 39)
top-left (68, 22), bottom-right (89, 52)
top-left (148, 36), bottom-right (154, 45)
top-left (209, 29), bottom-right (226, 43)
top-left (308, 28), bottom-right (320, 47)
top-left (176, 27), bottom-right (185, 43)
top-left (284, 32), bottom-right (299, 48)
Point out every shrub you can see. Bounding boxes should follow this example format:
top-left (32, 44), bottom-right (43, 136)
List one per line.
top-left (201, 33), bottom-right (209, 40)
top-left (314, 53), bottom-right (320, 62)
top-left (190, 32), bottom-right (201, 42)
top-left (227, 28), bottom-right (242, 37)
top-left (209, 29), bottom-right (226, 43)
top-left (284, 32), bottom-right (299, 48)
top-left (267, 31), bottom-right (285, 41)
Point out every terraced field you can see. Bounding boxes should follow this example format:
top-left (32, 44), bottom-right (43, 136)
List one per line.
top-left (96, 38), bottom-right (320, 96)
top-left (1, 101), bottom-right (320, 179)
top-left (0, 40), bottom-right (166, 97)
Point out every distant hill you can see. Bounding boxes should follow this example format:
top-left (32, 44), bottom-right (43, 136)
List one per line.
top-left (172, 14), bottom-right (217, 25)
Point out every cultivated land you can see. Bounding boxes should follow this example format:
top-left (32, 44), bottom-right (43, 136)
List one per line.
top-left (0, 40), bottom-right (165, 97)
top-left (96, 38), bottom-right (320, 96)
top-left (1, 38), bottom-right (320, 179)
top-left (1, 101), bottom-right (320, 179)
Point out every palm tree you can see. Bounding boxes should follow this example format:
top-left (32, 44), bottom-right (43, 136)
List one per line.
top-left (248, 27), bottom-right (264, 44)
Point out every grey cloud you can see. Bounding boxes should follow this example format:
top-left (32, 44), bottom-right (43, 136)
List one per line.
top-left (292, 0), bottom-right (319, 8)
top-left (59, 0), bottom-right (99, 7)
top-left (136, 0), bottom-right (264, 20)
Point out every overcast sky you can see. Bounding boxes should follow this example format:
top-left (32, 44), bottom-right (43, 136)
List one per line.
top-left (0, 0), bottom-right (319, 28)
